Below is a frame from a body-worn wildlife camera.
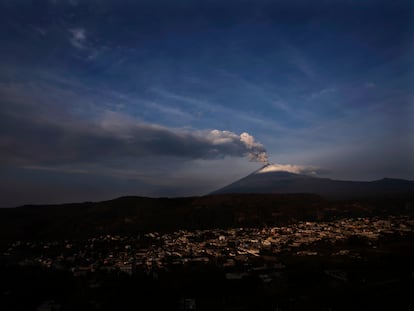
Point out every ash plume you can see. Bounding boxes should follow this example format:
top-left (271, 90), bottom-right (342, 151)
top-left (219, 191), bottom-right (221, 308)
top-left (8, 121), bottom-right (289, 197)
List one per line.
top-left (207, 130), bottom-right (269, 164)
top-left (239, 132), bottom-right (269, 165)
top-left (0, 104), bottom-right (270, 166)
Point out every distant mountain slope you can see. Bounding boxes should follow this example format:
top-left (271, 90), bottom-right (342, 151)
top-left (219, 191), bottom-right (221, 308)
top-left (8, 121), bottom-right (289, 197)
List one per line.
top-left (212, 164), bottom-right (414, 199)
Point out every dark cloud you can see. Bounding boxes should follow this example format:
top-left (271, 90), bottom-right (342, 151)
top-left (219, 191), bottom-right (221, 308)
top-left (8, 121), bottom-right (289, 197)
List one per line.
top-left (0, 83), bottom-right (268, 166)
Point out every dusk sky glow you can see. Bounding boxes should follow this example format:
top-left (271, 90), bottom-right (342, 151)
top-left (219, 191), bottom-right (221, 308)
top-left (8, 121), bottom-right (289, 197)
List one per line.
top-left (0, 0), bottom-right (413, 206)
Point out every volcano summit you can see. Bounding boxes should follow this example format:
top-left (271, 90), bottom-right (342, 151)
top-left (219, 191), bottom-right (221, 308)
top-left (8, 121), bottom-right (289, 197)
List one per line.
top-left (212, 164), bottom-right (414, 199)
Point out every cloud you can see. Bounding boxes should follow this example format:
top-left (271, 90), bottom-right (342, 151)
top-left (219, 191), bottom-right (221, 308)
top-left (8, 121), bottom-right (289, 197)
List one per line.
top-left (257, 163), bottom-right (322, 175)
top-left (0, 80), bottom-right (269, 167)
top-left (239, 132), bottom-right (268, 164)
top-left (151, 88), bottom-right (289, 133)
top-left (365, 82), bottom-right (376, 88)
top-left (283, 43), bottom-right (317, 79)
top-left (310, 87), bottom-right (336, 99)
top-left (146, 101), bottom-right (194, 119)
top-left (0, 105), bottom-right (269, 166)
top-left (68, 28), bottom-right (86, 49)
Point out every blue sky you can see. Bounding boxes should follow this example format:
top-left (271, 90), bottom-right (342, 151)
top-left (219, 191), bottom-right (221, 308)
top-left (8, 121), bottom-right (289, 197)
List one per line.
top-left (0, 0), bottom-right (413, 206)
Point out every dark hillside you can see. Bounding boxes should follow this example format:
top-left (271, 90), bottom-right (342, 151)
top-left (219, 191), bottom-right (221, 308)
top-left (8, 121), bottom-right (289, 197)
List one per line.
top-left (1, 193), bottom-right (413, 247)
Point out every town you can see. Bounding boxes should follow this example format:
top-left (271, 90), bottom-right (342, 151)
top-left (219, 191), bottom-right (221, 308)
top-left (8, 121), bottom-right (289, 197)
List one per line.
top-left (4, 215), bottom-right (414, 279)
top-left (2, 215), bottom-right (414, 310)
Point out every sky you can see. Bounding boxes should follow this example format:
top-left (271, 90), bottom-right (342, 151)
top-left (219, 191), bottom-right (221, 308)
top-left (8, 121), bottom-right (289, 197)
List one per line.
top-left (0, 0), bottom-right (413, 206)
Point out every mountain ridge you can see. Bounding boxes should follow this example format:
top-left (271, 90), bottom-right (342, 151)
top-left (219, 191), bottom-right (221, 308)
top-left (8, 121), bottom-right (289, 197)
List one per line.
top-left (212, 164), bottom-right (414, 199)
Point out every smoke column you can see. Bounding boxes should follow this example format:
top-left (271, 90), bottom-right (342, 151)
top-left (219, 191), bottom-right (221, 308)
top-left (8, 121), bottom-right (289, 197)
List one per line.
top-left (239, 132), bottom-right (269, 165)
top-left (207, 130), bottom-right (269, 165)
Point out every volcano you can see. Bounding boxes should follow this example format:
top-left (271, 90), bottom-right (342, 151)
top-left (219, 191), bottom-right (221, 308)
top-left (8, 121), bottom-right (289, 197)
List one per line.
top-left (212, 164), bottom-right (414, 199)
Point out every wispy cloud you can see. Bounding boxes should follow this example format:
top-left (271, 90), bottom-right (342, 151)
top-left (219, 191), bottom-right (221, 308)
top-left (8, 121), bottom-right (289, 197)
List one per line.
top-left (151, 88), bottom-right (211, 109)
top-left (257, 163), bottom-right (324, 176)
top-left (309, 87), bottom-right (337, 99)
top-left (215, 70), bottom-right (321, 125)
top-left (68, 27), bottom-right (87, 49)
top-left (145, 101), bottom-right (195, 119)
top-left (283, 43), bottom-right (317, 79)
top-left (365, 82), bottom-right (376, 88)
top-left (31, 25), bottom-right (47, 36)
top-left (152, 87), bottom-right (289, 133)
